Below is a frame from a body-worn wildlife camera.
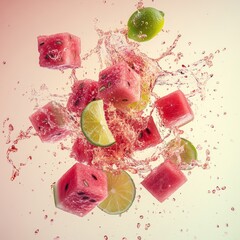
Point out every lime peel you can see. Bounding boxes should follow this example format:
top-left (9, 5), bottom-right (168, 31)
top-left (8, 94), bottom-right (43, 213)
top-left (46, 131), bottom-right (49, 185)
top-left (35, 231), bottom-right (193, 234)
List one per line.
top-left (167, 137), bottom-right (198, 165)
top-left (127, 7), bottom-right (165, 42)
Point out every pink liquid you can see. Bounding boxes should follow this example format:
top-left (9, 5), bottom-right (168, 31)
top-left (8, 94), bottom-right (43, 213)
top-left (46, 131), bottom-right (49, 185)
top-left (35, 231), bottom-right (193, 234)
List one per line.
top-left (3, 25), bottom-right (224, 180)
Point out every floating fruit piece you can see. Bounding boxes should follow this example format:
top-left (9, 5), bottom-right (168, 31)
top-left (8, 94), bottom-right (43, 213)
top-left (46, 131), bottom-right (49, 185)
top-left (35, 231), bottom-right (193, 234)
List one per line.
top-left (127, 7), bottom-right (165, 42)
top-left (167, 138), bottom-right (197, 165)
top-left (81, 100), bottom-right (115, 147)
top-left (98, 170), bottom-right (136, 215)
top-left (54, 163), bottom-right (108, 217)
top-left (141, 161), bottom-right (187, 202)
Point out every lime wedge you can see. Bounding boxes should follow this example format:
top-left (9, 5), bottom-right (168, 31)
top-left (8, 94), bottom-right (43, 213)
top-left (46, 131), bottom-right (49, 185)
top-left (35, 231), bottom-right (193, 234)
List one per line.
top-left (127, 7), bottom-right (165, 42)
top-left (167, 138), bottom-right (197, 164)
top-left (81, 100), bottom-right (115, 147)
top-left (98, 171), bottom-right (136, 215)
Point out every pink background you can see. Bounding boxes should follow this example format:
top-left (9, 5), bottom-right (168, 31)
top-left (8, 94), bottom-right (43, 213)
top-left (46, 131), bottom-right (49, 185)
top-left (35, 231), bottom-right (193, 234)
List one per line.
top-left (1, 0), bottom-right (240, 239)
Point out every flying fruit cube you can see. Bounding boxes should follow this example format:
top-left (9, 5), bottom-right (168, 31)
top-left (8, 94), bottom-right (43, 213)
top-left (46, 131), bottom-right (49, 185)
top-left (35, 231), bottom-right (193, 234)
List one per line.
top-left (141, 160), bottom-right (187, 202)
top-left (29, 101), bottom-right (70, 142)
top-left (98, 62), bottom-right (140, 109)
top-left (37, 32), bottom-right (81, 69)
top-left (67, 79), bottom-right (98, 116)
top-left (134, 116), bottom-right (162, 151)
top-left (53, 163), bottom-right (108, 217)
top-left (155, 90), bottom-right (194, 128)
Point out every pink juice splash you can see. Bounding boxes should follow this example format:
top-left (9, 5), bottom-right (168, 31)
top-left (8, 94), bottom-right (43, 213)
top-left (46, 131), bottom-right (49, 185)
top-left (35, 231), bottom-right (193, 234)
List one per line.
top-left (76, 27), bottom-right (220, 173)
top-left (3, 117), bottom-right (34, 181)
top-left (3, 25), bottom-right (223, 180)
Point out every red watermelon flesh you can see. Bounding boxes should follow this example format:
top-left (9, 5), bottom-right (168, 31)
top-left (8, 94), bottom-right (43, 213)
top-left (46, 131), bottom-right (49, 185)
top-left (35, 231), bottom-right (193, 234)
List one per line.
top-left (134, 116), bottom-right (162, 151)
top-left (38, 32), bottom-right (81, 69)
top-left (67, 79), bottom-right (98, 116)
top-left (98, 62), bottom-right (140, 109)
top-left (71, 137), bottom-right (95, 165)
top-left (29, 101), bottom-right (70, 142)
top-left (141, 160), bottom-right (187, 202)
top-left (54, 163), bottom-right (108, 217)
top-left (155, 90), bottom-right (194, 128)
top-left (115, 49), bottom-right (146, 76)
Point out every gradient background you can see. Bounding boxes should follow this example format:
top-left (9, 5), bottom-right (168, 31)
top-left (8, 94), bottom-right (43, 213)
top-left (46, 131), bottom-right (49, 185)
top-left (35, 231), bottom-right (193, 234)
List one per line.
top-left (1, 0), bottom-right (240, 239)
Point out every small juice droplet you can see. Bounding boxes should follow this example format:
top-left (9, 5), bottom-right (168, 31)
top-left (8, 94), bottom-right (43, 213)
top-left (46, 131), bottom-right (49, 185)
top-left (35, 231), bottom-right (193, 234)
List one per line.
top-left (145, 223), bottom-right (151, 230)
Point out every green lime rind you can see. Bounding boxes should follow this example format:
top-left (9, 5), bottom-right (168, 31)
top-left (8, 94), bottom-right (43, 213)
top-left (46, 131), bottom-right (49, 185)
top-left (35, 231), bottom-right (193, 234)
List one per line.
top-left (53, 183), bottom-right (58, 207)
top-left (167, 137), bottom-right (197, 165)
top-left (180, 138), bottom-right (197, 163)
top-left (98, 171), bottom-right (136, 215)
top-left (81, 119), bottom-right (116, 147)
top-left (127, 7), bottom-right (165, 42)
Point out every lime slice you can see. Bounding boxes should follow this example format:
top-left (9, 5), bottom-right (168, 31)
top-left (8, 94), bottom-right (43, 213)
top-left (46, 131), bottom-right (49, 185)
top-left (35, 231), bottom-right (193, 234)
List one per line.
top-left (127, 7), bottom-right (165, 42)
top-left (167, 138), bottom-right (197, 165)
top-left (98, 170), bottom-right (136, 215)
top-left (81, 100), bottom-right (115, 147)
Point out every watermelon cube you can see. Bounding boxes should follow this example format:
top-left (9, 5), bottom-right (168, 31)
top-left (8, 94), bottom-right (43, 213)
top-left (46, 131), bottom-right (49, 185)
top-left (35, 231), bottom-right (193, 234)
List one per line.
top-left (70, 137), bottom-right (94, 165)
top-left (141, 161), bottom-right (187, 202)
top-left (135, 116), bottom-right (162, 151)
top-left (29, 101), bottom-right (70, 142)
top-left (67, 79), bottom-right (98, 116)
top-left (54, 163), bottom-right (108, 217)
top-left (155, 90), bottom-right (194, 128)
top-left (98, 62), bottom-right (140, 108)
top-left (37, 32), bottom-right (81, 69)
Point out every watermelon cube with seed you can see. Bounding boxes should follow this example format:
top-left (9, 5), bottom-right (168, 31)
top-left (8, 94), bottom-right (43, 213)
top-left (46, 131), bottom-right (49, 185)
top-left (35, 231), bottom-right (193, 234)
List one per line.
top-left (141, 160), bottom-right (187, 202)
top-left (54, 163), bottom-right (108, 217)
top-left (29, 101), bottom-right (70, 142)
top-left (155, 90), bottom-right (194, 128)
top-left (67, 79), bottom-right (98, 116)
top-left (98, 62), bottom-right (140, 108)
top-left (135, 116), bottom-right (162, 151)
top-left (37, 32), bottom-right (81, 69)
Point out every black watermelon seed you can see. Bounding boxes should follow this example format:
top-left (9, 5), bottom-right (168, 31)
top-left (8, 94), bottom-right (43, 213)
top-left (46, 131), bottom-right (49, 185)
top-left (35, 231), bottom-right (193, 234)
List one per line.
top-left (89, 199), bottom-right (96, 203)
top-left (91, 174), bottom-right (97, 180)
top-left (74, 98), bottom-right (80, 106)
top-left (77, 191), bottom-right (85, 195)
top-left (65, 183), bottom-right (69, 191)
top-left (39, 42), bottom-right (45, 46)
top-left (82, 196), bottom-right (89, 200)
top-left (145, 128), bottom-right (151, 134)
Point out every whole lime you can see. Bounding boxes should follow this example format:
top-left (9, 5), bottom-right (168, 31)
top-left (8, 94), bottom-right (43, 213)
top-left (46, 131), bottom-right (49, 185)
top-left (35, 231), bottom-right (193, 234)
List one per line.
top-left (127, 7), bottom-right (165, 42)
